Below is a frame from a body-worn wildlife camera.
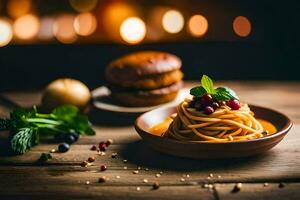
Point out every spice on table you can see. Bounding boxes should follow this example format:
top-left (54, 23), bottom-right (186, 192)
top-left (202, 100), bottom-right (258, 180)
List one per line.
top-left (111, 153), bottom-right (118, 158)
top-left (217, 175), bottom-right (222, 178)
top-left (90, 145), bottom-right (97, 151)
top-left (106, 139), bottom-right (113, 146)
top-left (232, 183), bottom-right (242, 193)
top-left (180, 178), bottom-right (185, 182)
top-left (99, 142), bottom-right (107, 151)
top-left (123, 159), bottom-right (128, 163)
top-left (123, 166), bottom-right (127, 170)
top-left (116, 175), bottom-right (121, 179)
top-left (209, 173), bottom-right (214, 177)
top-left (155, 174), bottom-right (161, 178)
top-left (143, 179), bottom-right (148, 183)
top-left (136, 187), bottom-right (141, 191)
top-left (100, 165), bottom-right (107, 171)
top-left (86, 181), bottom-right (90, 185)
top-left (98, 151), bottom-right (105, 156)
top-left (145, 168), bottom-right (149, 171)
top-left (263, 183), bottom-right (269, 187)
top-left (50, 149), bottom-right (56, 153)
top-left (98, 176), bottom-right (106, 183)
top-left (137, 166), bottom-right (142, 170)
top-left (88, 156), bottom-right (95, 162)
top-left (279, 182), bottom-right (285, 188)
top-left (81, 161), bottom-right (88, 167)
top-left (152, 182), bottom-right (160, 190)
top-left (133, 170), bottom-right (139, 174)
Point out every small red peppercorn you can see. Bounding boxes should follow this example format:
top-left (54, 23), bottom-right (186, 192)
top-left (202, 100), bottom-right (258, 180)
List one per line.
top-left (201, 94), bottom-right (213, 107)
top-left (90, 145), bottom-right (97, 151)
top-left (100, 165), bottom-right (107, 171)
top-left (99, 142), bottom-right (107, 151)
top-left (88, 157), bottom-right (95, 162)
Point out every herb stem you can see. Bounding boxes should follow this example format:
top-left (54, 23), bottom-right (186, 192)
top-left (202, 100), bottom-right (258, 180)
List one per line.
top-left (24, 118), bottom-right (62, 125)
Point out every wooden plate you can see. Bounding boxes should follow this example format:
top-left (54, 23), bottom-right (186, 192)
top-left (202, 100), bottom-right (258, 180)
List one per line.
top-left (135, 105), bottom-right (293, 159)
top-left (92, 86), bottom-right (190, 114)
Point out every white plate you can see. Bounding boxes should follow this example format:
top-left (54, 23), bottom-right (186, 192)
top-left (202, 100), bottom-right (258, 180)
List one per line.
top-left (91, 86), bottom-right (190, 114)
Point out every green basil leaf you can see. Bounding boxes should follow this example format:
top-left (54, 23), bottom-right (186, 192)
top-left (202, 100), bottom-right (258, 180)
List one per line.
top-left (214, 87), bottom-right (239, 101)
top-left (190, 86), bottom-right (207, 97)
top-left (201, 75), bottom-right (215, 94)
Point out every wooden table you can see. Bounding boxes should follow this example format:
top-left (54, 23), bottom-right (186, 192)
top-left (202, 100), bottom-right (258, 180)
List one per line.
top-left (0, 81), bottom-right (300, 200)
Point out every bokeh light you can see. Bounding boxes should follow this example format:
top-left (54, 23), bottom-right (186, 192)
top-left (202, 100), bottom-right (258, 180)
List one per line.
top-left (162, 10), bottom-right (184, 34)
top-left (74, 12), bottom-right (97, 36)
top-left (53, 15), bottom-right (77, 44)
top-left (69, 0), bottom-right (98, 12)
top-left (0, 18), bottom-right (13, 47)
top-left (233, 16), bottom-right (252, 37)
top-left (13, 14), bottom-right (40, 40)
top-left (188, 15), bottom-right (208, 37)
top-left (120, 17), bottom-right (146, 44)
top-left (7, 0), bottom-right (31, 19)
top-left (101, 2), bottom-right (137, 41)
top-left (38, 17), bottom-right (55, 40)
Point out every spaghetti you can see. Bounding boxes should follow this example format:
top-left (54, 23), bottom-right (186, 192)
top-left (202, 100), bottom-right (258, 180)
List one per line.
top-left (163, 98), bottom-right (265, 142)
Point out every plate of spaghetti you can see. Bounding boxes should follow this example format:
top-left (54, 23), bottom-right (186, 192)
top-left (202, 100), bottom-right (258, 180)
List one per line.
top-left (135, 75), bottom-right (292, 158)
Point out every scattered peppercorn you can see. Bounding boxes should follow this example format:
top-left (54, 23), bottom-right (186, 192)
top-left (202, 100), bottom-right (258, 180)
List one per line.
top-left (58, 143), bottom-right (70, 153)
top-left (111, 153), bottom-right (118, 158)
top-left (98, 176), bottom-right (106, 183)
top-left (279, 182), bottom-right (285, 188)
top-left (152, 182), bottom-right (160, 190)
top-left (81, 161), bottom-right (88, 167)
top-left (99, 142), bottom-right (107, 151)
top-left (232, 183), bottom-right (242, 193)
top-left (88, 157), bottom-right (95, 162)
top-left (90, 145), bottom-right (97, 151)
top-left (100, 165), bottom-right (107, 171)
top-left (106, 139), bottom-right (113, 146)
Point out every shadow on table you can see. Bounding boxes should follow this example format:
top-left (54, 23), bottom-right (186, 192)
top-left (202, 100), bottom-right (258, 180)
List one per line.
top-left (119, 140), bottom-right (271, 171)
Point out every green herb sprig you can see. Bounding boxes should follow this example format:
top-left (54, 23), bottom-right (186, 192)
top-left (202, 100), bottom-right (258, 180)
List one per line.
top-left (0, 105), bottom-right (95, 154)
top-left (190, 75), bottom-right (239, 100)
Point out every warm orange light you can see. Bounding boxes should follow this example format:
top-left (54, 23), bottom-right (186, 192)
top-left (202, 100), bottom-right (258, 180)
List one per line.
top-left (233, 16), bottom-right (251, 37)
top-left (53, 15), bottom-right (77, 44)
top-left (69, 0), bottom-right (98, 12)
top-left (102, 2), bottom-right (137, 41)
top-left (38, 17), bottom-right (54, 40)
top-left (0, 18), bottom-right (13, 47)
top-left (120, 17), bottom-right (146, 44)
top-left (13, 14), bottom-right (40, 40)
top-left (7, 0), bottom-right (31, 18)
top-left (162, 10), bottom-right (184, 34)
top-left (74, 12), bottom-right (97, 36)
top-left (188, 15), bottom-right (208, 37)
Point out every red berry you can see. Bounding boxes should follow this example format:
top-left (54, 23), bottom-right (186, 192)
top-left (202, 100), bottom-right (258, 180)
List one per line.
top-left (204, 106), bottom-right (214, 115)
top-left (90, 145), bottom-right (97, 151)
top-left (100, 165), bottom-right (107, 171)
top-left (212, 102), bottom-right (220, 109)
top-left (201, 94), bottom-right (213, 106)
top-left (227, 99), bottom-right (241, 110)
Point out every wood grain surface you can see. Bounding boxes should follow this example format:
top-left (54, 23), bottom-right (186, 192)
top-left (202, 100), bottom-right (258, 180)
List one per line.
top-left (0, 81), bottom-right (299, 200)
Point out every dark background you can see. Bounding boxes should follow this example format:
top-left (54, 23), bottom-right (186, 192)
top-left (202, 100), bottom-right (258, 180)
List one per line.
top-left (0, 0), bottom-right (299, 91)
